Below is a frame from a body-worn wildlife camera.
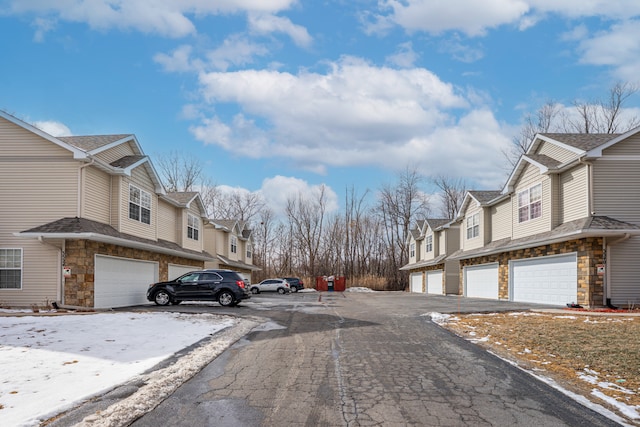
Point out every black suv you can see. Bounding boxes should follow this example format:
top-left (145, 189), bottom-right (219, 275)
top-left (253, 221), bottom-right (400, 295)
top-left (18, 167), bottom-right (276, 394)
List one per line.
top-left (147, 269), bottom-right (250, 307)
top-left (283, 277), bottom-right (304, 292)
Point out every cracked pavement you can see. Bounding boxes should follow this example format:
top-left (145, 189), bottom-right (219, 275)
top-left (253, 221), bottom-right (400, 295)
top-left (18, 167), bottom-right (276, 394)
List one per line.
top-left (130, 292), bottom-right (620, 426)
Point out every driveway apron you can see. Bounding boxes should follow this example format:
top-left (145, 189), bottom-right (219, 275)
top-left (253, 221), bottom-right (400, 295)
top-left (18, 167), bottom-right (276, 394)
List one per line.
top-left (132, 293), bottom-right (619, 426)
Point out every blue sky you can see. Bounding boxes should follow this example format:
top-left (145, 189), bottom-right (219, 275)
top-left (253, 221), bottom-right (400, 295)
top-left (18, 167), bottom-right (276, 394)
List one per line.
top-left (1, 1), bottom-right (639, 216)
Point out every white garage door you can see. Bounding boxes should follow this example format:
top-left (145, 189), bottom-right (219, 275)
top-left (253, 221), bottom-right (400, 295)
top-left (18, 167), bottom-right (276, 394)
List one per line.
top-left (465, 263), bottom-right (499, 299)
top-left (410, 272), bottom-right (423, 293)
top-left (511, 254), bottom-right (577, 305)
top-left (168, 264), bottom-right (200, 281)
top-left (426, 270), bottom-right (443, 294)
top-left (95, 255), bottom-right (158, 308)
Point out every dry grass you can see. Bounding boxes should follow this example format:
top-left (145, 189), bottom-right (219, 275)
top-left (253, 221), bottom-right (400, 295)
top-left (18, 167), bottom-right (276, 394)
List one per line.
top-left (440, 311), bottom-right (640, 422)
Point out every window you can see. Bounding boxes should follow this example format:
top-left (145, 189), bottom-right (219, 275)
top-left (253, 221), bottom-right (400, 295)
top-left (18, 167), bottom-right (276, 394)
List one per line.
top-left (0, 249), bottom-right (22, 289)
top-left (518, 184), bottom-right (542, 223)
top-left (246, 243), bottom-right (252, 259)
top-left (466, 213), bottom-right (479, 239)
top-left (187, 214), bottom-right (199, 241)
top-left (129, 185), bottom-right (151, 225)
top-left (410, 243), bottom-right (415, 258)
top-left (231, 236), bottom-right (237, 254)
top-left (426, 235), bottom-right (433, 252)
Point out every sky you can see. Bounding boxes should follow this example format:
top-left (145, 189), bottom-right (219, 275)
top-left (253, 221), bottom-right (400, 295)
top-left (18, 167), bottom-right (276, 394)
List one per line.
top-left (1, 1), bottom-right (639, 216)
top-left (0, 302), bottom-right (633, 426)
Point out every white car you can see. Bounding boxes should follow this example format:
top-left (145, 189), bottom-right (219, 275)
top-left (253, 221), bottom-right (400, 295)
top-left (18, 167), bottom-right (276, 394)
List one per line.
top-left (250, 278), bottom-right (291, 294)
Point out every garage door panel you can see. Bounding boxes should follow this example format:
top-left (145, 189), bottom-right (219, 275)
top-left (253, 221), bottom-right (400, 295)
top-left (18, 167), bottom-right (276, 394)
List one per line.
top-left (426, 270), bottom-right (443, 295)
top-left (410, 273), bottom-right (423, 293)
top-left (95, 256), bottom-right (158, 308)
top-left (511, 254), bottom-right (577, 305)
top-left (465, 264), bottom-right (499, 299)
top-left (168, 264), bottom-right (200, 281)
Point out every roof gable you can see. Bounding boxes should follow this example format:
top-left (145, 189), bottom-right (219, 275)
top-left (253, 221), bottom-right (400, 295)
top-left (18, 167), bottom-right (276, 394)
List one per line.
top-left (457, 190), bottom-right (501, 219)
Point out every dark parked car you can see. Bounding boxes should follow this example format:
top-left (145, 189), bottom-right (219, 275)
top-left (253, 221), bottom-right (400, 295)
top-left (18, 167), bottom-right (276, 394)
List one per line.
top-left (250, 278), bottom-right (291, 294)
top-left (147, 269), bottom-right (250, 307)
top-left (283, 277), bottom-right (304, 292)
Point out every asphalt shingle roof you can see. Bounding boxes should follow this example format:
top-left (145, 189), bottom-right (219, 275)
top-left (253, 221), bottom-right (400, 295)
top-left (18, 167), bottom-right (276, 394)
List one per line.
top-left (468, 190), bottom-right (502, 204)
top-left (58, 135), bottom-right (132, 151)
top-left (539, 133), bottom-right (619, 151)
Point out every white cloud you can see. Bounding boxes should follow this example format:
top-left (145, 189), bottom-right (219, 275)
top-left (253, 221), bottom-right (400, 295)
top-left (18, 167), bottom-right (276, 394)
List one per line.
top-left (385, 42), bottom-right (418, 68)
top-left (6, 0), bottom-right (298, 38)
top-left (33, 120), bottom-right (72, 137)
top-left (188, 57), bottom-right (515, 188)
top-left (248, 13), bottom-right (312, 48)
top-left (576, 20), bottom-right (640, 82)
top-left (154, 45), bottom-right (202, 72)
top-left (259, 175), bottom-right (339, 217)
top-left (205, 35), bottom-right (270, 71)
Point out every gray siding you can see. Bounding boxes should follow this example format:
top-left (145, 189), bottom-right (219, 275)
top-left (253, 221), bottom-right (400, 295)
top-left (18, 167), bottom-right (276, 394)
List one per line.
top-left (593, 159), bottom-right (640, 225)
top-left (559, 165), bottom-right (588, 223)
top-left (609, 238), bottom-right (640, 306)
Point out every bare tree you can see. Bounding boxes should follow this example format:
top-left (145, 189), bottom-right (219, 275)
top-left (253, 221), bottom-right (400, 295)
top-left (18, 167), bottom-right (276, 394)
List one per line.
top-left (432, 175), bottom-right (467, 218)
top-left (375, 167), bottom-right (430, 290)
top-left (211, 189), bottom-right (265, 222)
top-left (156, 150), bottom-right (204, 192)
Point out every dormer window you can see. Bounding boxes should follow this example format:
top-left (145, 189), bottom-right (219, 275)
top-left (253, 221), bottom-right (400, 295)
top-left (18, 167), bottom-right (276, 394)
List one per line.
top-left (129, 185), bottom-right (151, 225)
top-left (187, 214), bottom-right (199, 241)
top-left (410, 243), bottom-right (415, 258)
top-left (231, 236), bottom-right (237, 254)
top-left (247, 243), bottom-right (252, 258)
top-left (466, 213), bottom-right (479, 239)
top-left (426, 235), bottom-right (433, 252)
top-left (518, 184), bottom-right (542, 223)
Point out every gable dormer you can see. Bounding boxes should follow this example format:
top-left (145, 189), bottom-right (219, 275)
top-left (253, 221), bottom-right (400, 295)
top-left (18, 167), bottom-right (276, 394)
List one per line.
top-left (457, 190), bottom-right (501, 251)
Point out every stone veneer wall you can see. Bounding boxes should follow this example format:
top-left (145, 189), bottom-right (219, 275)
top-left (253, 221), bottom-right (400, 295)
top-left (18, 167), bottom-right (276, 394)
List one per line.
top-left (458, 238), bottom-right (604, 307)
top-left (406, 263), bottom-right (445, 293)
top-left (63, 239), bottom-right (204, 307)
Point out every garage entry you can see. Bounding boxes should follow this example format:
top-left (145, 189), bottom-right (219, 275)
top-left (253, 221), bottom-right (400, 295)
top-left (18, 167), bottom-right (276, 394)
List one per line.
top-left (168, 264), bottom-right (200, 281)
top-left (410, 272), bottom-right (423, 293)
top-left (94, 255), bottom-right (159, 308)
top-left (511, 254), bottom-right (577, 306)
top-left (464, 263), bottom-right (499, 299)
top-left (426, 270), bottom-right (443, 294)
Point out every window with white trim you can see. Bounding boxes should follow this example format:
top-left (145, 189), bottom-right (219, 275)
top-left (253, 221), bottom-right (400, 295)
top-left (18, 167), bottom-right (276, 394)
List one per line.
top-left (466, 213), bottom-right (479, 239)
top-left (129, 185), bottom-right (151, 225)
top-left (231, 236), bottom-right (237, 254)
top-left (246, 243), bottom-right (252, 258)
top-left (187, 214), bottom-right (199, 241)
top-left (426, 235), bottom-right (433, 252)
top-left (0, 249), bottom-right (22, 289)
top-left (410, 243), bottom-right (415, 258)
top-left (518, 183), bottom-right (542, 223)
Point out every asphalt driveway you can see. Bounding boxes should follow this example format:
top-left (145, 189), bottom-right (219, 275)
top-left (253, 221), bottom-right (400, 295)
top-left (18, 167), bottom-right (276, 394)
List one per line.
top-left (118, 291), bottom-right (620, 426)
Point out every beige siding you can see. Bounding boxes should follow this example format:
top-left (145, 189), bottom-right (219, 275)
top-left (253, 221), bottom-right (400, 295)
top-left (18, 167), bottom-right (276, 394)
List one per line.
top-left (536, 141), bottom-right (578, 163)
top-left (0, 240), bottom-right (61, 306)
top-left (490, 199), bottom-right (512, 241)
top-left (110, 176), bottom-right (121, 229)
top-left (119, 168), bottom-right (157, 240)
top-left (438, 230), bottom-right (446, 255)
top-left (202, 223), bottom-right (218, 259)
top-left (157, 200), bottom-right (178, 243)
top-left (82, 167), bottom-right (111, 223)
top-left (559, 165), bottom-right (588, 223)
top-left (593, 159), bottom-right (640, 225)
top-left (512, 164), bottom-right (552, 239)
top-left (94, 141), bottom-right (137, 164)
top-left (0, 117), bottom-right (72, 157)
top-left (462, 204), bottom-right (484, 251)
top-left (602, 134), bottom-right (640, 156)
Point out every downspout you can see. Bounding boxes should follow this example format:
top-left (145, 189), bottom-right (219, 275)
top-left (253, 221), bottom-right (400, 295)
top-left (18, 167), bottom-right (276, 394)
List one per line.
top-left (605, 234), bottom-right (631, 308)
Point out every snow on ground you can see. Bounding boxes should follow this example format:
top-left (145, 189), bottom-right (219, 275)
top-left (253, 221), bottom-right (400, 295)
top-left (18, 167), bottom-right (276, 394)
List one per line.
top-left (0, 311), bottom-right (255, 427)
top-left (344, 287), bottom-right (375, 293)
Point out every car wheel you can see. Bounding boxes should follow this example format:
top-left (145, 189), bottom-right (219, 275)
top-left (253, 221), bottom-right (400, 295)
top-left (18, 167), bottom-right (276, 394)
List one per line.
top-left (291, 287), bottom-right (298, 293)
top-left (251, 288), bottom-right (260, 294)
top-left (153, 290), bottom-right (171, 306)
top-left (277, 288), bottom-right (286, 294)
top-left (218, 290), bottom-right (235, 307)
